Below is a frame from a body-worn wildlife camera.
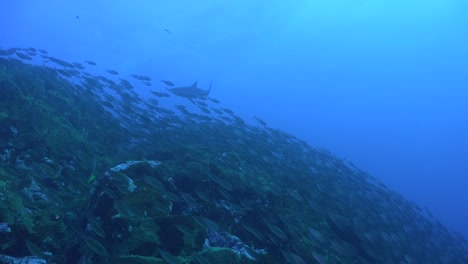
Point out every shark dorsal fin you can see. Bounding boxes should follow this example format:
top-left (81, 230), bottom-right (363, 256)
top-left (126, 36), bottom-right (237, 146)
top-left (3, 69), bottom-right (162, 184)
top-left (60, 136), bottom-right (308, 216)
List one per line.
top-left (192, 81), bottom-right (198, 88)
top-left (205, 79), bottom-right (212, 100)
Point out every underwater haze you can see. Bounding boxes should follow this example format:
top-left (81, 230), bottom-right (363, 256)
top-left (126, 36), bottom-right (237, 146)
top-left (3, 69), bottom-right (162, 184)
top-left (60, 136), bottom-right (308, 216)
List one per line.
top-left (2, 0), bottom-right (468, 242)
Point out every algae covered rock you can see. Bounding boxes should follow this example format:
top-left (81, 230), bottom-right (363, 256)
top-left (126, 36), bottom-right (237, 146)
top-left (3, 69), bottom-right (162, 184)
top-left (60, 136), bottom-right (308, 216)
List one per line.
top-left (0, 255), bottom-right (46, 264)
top-left (109, 255), bottom-right (166, 264)
top-left (83, 160), bottom-right (206, 261)
top-left (1, 51), bottom-right (467, 264)
top-left (198, 247), bottom-right (254, 264)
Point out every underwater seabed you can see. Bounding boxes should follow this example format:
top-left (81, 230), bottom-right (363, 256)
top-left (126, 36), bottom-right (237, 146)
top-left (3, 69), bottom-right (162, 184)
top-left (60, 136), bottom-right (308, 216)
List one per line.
top-left (0, 48), bottom-right (467, 264)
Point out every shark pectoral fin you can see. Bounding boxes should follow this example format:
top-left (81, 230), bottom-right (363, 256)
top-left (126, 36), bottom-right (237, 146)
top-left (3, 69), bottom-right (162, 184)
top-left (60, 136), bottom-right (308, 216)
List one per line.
top-left (192, 81), bottom-right (198, 88)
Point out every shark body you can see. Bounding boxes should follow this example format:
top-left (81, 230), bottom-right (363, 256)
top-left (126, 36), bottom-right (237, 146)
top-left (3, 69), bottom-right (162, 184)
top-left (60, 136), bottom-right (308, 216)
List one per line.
top-left (167, 80), bottom-right (212, 103)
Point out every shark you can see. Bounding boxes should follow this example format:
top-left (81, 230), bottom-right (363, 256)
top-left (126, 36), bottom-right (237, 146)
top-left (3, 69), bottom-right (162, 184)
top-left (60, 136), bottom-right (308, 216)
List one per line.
top-left (167, 80), bottom-right (212, 103)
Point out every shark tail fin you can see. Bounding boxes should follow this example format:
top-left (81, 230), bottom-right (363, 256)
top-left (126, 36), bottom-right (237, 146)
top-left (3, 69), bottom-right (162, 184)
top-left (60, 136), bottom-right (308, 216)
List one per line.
top-left (205, 80), bottom-right (212, 100)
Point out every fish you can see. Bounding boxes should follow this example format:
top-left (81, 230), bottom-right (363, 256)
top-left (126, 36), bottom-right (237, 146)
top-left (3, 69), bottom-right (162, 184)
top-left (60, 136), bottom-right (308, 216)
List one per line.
top-left (130, 74), bottom-right (151, 81)
top-left (85, 60), bottom-right (97, 66)
top-left (49, 56), bottom-right (75, 68)
top-left (15, 52), bottom-right (33, 60)
top-left (312, 252), bottom-right (327, 264)
top-left (87, 214), bottom-right (105, 238)
top-left (143, 176), bottom-right (164, 191)
top-left (0, 49), bottom-right (16, 56)
top-left (243, 224), bottom-right (264, 241)
top-left (103, 187), bottom-right (118, 199)
top-left (309, 227), bottom-right (326, 244)
top-left (254, 116), bottom-right (267, 127)
top-left (199, 107), bottom-right (211, 115)
top-left (181, 192), bottom-right (197, 206)
top-left (55, 69), bottom-right (72, 78)
top-left (87, 173), bottom-right (96, 183)
top-left (147, 98), bottom-right (159, 106)
top-left (192, 254), bottom-right (210, 264)
top-left (209, 174), bottom-right (233, 191)
top-left (167, 80), bottom-right (212, 104)
top-left (113, 199), bottom-right (141, 219)
top-left (97, 76), bottom-right (116, 86)
top-left (221, 108), bottom-right (234, 115)
top-left (195, 190), bottom-right (211, 203)
top-left (106, 69), bottom-right (119, 75)
top-left (175, 223), bottom-right (195, 238)
top-left (208, 98), bottom-right (220, 103)
top-left (196, 101), bottom-right (208, 107)
top-left (73, 62), bottom-right (85, 69)
top-left (25, 240), bottom-right (45, 258)
top-left (218, 187), bottom-right (232, 200)
top-left (100, 100), bottom-right (114, 109)
top-left (281, 251), bottom-right (307, 264)
top-left (211, 108), bottom-right (223, 115)
top-left (164, 28), bottom-right (172, 34)
top-left (161, 80), bottom-right (174, 86)
top-left (227, 201), bottom-right (247, 215)
top-left (233, 115), bottom-right (245, 125)
top-left (286, 188), bottom-right (303, 201)
top-left (83, 236), bottom-right (109, 257)
top-left (151, 91), bottom-right (171, 98)
top-left (119, 79), bottom-right (134, 89)
top-left (163, 191), bottom-right (180, 202)
top-left (196, 216), bottom-right (219, 232)
top-left (152, 199), bottom-right (171, 214)
top-left (266, 223), bottom-right (287, 240)
top-left (157, 248), bottom-right (178, 264)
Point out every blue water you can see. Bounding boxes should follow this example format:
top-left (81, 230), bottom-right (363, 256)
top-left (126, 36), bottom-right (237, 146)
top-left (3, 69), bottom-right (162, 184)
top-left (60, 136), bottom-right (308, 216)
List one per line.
top-left (2, 0), bottom-right (467, 239)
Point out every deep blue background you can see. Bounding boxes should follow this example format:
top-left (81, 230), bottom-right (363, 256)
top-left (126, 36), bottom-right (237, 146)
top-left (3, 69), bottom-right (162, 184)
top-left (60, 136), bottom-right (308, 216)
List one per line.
top-left (2, 0), bottom-right (467, 239)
